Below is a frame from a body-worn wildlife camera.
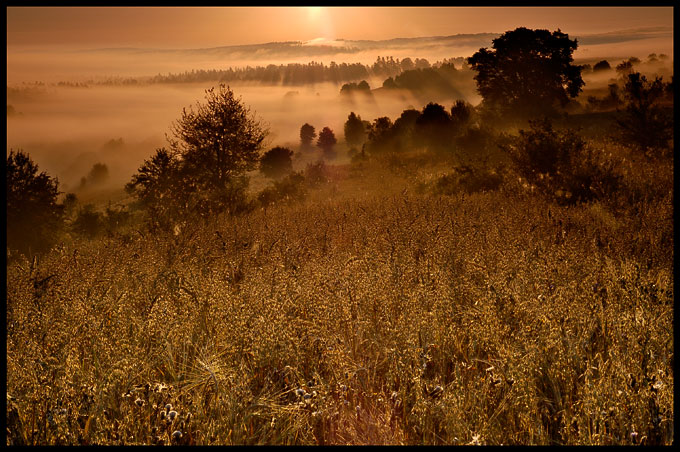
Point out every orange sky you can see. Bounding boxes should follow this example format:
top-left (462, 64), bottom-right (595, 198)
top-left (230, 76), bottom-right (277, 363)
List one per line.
top-left (7, 6), bottom-right (674, 49)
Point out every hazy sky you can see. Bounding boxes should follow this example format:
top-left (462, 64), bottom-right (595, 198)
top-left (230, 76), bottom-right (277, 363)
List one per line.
top-left (7, 6), bottom-right (673, 49)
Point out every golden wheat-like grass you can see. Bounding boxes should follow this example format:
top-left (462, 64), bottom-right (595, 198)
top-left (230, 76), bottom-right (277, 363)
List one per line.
top-left (6, 144), bottom-right (673, 445)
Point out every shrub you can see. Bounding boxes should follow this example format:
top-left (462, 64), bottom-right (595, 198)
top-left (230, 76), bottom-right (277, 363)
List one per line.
top-left (455, 124), bottom-right (496, 156)
top-left (305, 161), bottom-right (330, 187)
top-left (501, 119), bottom-right (621, 204)
top-left (104, 204), bottom-right (132, 233)
top-left (432, 165), bottom-right (505, 195)
top-left (257, 171), bottom-right (307, 207)
top-left (71, 204), bottom-right (104, 238)
top-left (260, 146), bottom-right (294, 179)
top-left (450, 100), bottom-right (474, 130)
top-left (62, 193), bottom-right (78, 218)
top-left (350, 146), bottom-right (369, 165)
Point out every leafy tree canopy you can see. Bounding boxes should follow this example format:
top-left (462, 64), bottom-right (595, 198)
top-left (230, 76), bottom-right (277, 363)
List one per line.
top-left (467, 27), bottom-right (584, 117)
top-left (7, 150), bottom-right (63, 256)
top-left (127, 85), bottom-right (268, 223)
top-left (168, 84), bottom-right (268, 195)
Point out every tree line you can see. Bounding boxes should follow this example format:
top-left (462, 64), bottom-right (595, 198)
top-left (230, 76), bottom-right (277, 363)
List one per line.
top-left (57, 56), bottom-right (466, 87)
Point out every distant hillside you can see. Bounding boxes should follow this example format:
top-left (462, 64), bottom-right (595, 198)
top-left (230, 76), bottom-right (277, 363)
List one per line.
top-left (81, 26), bottom-right (672, 61)
top-left (82, 33), bottom-right (501, 60)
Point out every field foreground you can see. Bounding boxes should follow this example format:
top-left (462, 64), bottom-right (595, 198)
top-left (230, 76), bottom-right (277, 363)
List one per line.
top-left (6, 178), bottom-right (674, 445)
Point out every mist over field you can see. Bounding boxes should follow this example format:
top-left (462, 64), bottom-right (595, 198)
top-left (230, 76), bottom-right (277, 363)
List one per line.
top-left (7, 82), bottom-right (470, 191)
top-left (5, 28), bottom-right (673, 191)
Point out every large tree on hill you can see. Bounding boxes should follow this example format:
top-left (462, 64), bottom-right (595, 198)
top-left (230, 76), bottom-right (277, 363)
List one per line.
top-left (7, 150), bottom-right (63, 256)
top-left (166, 84), bottom-right (268, 214)
top-left (467, 27), bottom-right (584, 117)
top-left (127, 85), bottom-right (268, 221)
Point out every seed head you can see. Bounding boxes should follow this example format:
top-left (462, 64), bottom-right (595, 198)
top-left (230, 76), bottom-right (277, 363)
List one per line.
top-left (165, 403), bottom-right (173, 412)
top-left (172, 430), bottom-right (182, 441)
top-left (134, 398), bottom-right (144, 407)
top-left (168, 410), bottom-right (178, 421)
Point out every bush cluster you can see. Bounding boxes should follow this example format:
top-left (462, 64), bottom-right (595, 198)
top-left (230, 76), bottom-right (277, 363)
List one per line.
top-left (501, 119), bottom-right (622, 205)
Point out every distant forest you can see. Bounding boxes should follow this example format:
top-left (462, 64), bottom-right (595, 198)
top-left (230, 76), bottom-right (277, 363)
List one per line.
top-left (41, 56), bottom-right (470, 87)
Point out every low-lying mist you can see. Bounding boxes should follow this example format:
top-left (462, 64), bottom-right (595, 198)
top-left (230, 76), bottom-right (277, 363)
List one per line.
top-left (6, 79), bottom-right (484, 192)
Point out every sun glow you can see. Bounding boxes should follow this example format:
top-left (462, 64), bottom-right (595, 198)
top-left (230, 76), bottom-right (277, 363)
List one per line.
top-left (307, 7), bottom-right (322, 19)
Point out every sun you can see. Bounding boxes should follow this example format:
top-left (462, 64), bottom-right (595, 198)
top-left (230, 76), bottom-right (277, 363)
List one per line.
top-left (306, 6), bottom-right (322, 20)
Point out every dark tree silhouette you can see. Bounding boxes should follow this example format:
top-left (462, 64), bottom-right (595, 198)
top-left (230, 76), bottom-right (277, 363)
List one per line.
top-left (71, 204), bottom-right (103, 239)
top-left (593, 60), bottom-right (612, 72)
top-left (467, 27), bottom-right (584, 117)
top-left (616, 72), bottom-right (673, 155)
top-left (7, 150), bottom-right (63, 256)
top-left (62, 193), bottom-right (78, 217)
top-left (344, 112), bottom-right (367, 148)
top-left (415, 102), bottom-right (453, 151)
top-left (400, 57), bottom-right (415, 71)
top-left (393, 108), bottom-right (421, 133)
top-left (300, 123), bottom-right (317, 151)
top-left (260, 146), bottom-right (294, 179)
top-left (414, 58), bottom-right (431, 69)
top-left (382, 77), bottom-right (398, 89)
top-left (391, 108), bottom-right (421, 151)
top-left (366, 116), bottom-right (395, 154)
top-left (81, 163), bottom-right (109, 188)
top-left (616, 60), bottom-right (634, 77)
top-left (340, 80), bottom-right (371, 95)
top-left (125, 148), bottom-right (184, 227)
top-left (316, 127), bottom-right (338, 158)
top-left (357, 80), bottom-right (371, 91)
top-left (450, 100), bottom-right (474, 128)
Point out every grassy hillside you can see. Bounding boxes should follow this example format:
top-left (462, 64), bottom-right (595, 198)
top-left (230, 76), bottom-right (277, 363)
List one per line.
top-left (6, 139), bottom-right (673, 444)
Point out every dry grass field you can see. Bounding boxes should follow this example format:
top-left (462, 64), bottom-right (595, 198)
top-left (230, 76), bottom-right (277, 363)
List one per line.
top-left (6, 142), bottom-right (673, 445)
